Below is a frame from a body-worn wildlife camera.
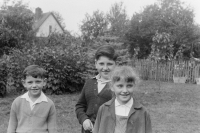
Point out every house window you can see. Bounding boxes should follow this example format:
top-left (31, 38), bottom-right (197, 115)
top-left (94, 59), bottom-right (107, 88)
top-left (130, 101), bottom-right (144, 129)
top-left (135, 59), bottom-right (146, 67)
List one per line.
top-left (49, 25), bottom-right (52, 35)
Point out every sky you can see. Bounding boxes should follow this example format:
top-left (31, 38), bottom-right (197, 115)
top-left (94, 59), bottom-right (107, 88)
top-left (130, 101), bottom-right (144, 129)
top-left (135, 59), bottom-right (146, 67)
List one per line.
top-left (1, 0), bottom-right (200, 34)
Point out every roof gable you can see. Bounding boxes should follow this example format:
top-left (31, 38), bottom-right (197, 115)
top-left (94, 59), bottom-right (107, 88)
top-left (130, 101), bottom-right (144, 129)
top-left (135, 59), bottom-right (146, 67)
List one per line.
top-left (33, 12), bottom-right (64, 32)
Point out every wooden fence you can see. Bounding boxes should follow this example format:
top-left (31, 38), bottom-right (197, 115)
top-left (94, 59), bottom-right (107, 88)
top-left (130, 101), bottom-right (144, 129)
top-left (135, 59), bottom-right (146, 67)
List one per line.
top-left (127, 59), bottom-right (200, 84)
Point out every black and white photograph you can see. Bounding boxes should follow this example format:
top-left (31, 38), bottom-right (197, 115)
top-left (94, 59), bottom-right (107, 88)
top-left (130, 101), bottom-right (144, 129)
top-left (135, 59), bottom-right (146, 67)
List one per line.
top-left (0, 0), bottom-right (200, 133)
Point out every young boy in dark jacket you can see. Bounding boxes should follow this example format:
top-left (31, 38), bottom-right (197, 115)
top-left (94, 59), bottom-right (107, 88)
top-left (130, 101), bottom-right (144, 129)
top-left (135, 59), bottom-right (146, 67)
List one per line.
top-left (75, 45), bottom-right (118, 133)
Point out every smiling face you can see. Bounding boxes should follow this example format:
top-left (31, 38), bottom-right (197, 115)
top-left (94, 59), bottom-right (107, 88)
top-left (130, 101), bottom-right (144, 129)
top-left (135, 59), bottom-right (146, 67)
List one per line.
top-left (95, 56), bottom-right (116, 80)
top-left (111, 79), bottom-right (136, 105)
top-left (22, 76), bottom-right (46, 99)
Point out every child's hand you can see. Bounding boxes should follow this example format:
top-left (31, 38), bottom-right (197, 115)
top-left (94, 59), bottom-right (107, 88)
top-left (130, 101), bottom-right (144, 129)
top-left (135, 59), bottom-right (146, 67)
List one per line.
top-left (83, 119), bottom-right (93, 132)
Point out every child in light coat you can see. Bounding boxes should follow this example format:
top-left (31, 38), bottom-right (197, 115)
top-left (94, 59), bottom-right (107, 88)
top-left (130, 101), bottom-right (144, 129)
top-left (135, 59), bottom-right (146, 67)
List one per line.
top-left (93, 66), bottom-right (152, 133)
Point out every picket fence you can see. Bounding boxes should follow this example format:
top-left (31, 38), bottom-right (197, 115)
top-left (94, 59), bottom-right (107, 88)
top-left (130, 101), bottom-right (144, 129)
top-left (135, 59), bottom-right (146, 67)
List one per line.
top-left (127, 59), bottom-right (200, 84)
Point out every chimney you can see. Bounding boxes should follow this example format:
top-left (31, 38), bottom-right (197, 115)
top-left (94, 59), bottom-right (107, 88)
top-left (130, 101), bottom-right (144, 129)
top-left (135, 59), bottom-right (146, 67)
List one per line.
top-left (35, 7), bottom-right (43, 21)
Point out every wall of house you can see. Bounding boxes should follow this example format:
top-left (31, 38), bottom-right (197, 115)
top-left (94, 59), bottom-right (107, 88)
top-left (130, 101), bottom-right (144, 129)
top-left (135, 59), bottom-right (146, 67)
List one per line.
top-left (36, 14), bottom-right (63, 37)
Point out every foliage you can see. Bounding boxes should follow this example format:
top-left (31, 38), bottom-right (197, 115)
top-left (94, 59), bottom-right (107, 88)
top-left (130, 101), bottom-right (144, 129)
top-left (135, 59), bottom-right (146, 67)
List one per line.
top-left (0, 33), bottom-right (92, 96)
top-left (0, 0), bottom-right (35, 56)
top-left (80, 10), bottom-right (107, 42)
top-left (149, 32), bottom-right (174, 60)
top-left (191, 25), bottom-right (200, 58)
top-left (126, 0), bottom-right (200, 59)
top-left (107, 2), bottom-right (129, 37)
top-left (0, 58), bottom-right (7, 97)
top-left (80, 2), bottom-right (131, 65)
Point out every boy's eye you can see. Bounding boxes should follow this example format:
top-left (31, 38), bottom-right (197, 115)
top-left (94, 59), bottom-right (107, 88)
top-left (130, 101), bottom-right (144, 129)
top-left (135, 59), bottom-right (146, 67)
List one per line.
top-left (27, 81), bottom-right (33, 84)
top-left (36, 81), bottom-right (42, 83)
top-left (127, 84), bottom-right (133, 88)
top-left (107, 63), bottom-right (113, 66)
top-left (117, 84), bottom-right (123, 88)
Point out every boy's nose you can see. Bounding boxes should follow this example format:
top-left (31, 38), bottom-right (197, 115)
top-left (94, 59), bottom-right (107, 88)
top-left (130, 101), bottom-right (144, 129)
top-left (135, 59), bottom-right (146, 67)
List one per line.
top-left (32, 82), bottom-right (37, 87)
top-left (103, 65), bottom-right (108, 70)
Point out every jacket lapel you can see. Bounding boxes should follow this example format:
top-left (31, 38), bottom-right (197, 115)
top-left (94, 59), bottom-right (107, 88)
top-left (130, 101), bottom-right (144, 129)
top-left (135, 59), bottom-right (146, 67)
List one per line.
top-left (128, 99), bottom-right (142, 117)
top-left (105, 98), bottom-right (116, 121)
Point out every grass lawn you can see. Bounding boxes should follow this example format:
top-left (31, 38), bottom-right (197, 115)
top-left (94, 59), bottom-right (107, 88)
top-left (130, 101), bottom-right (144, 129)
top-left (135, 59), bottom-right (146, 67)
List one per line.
top-left (0, 81), bottom-right (200, 133)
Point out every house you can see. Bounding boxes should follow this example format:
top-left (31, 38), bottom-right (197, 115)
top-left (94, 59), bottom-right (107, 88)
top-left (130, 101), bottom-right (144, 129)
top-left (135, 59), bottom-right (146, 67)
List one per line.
top-left (32, 7), bottom-right (64, 37)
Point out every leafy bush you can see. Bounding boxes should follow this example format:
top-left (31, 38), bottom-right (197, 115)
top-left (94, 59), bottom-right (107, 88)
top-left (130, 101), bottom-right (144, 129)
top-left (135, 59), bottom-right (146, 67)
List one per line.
top-left (0, 58), bottom-right (7, 97)
top-left (0, 33), bottom-right (94, 96)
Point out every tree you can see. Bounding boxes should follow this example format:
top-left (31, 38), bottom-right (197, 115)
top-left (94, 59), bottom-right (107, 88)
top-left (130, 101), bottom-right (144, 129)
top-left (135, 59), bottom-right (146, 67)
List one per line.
top-left (107, 2), bottom-right (129, 37)
top-left (0, 0), bottom-right (35, 56)
top-left (126, 0), bottom-right (200, 60)
top-left (80, 10), bottom-right (107, 42)
top-left (126, 4), bottom-right (160, 59)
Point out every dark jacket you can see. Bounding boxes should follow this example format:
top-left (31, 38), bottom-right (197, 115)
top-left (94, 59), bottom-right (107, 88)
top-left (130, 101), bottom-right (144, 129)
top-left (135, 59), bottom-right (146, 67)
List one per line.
top-left (75, 77), bottom-right (113, 133)
top-left (93, 98), bottom-right (152, 133)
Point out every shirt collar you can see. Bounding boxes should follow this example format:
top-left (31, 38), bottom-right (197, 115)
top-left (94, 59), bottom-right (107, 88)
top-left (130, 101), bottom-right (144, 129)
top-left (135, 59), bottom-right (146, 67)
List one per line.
top-left (21, 91), bottom-right (48, 103)
top-left (95, 74), bottom-right (111, 84)
top-left (115, 97), bottom-right (133, 109)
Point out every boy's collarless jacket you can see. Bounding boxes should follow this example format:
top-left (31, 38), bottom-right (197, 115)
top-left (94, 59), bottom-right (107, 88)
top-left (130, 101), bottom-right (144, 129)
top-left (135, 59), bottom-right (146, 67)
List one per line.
top-left (93, 98), bottom-right (152, 133)
top-left (75, 77), bottom-right (113, 125)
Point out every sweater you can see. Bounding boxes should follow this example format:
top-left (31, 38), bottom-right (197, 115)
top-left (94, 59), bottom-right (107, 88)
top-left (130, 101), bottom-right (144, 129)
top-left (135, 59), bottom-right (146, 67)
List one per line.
top-left (75, 77), bottom-right (113, 130)
top-left (93, 98), bottom-right (152, 133)
top-left (115, 115), bottom-right (128, 133)
top-left (7, 94), bottom-right (57, 133)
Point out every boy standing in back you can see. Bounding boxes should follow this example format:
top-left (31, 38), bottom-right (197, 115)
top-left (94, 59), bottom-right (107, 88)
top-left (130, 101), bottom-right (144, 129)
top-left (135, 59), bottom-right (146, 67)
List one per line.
top-left (7, 65), bottom-right (57, 133)
top-left (75, 45), bottom-right (118, 133)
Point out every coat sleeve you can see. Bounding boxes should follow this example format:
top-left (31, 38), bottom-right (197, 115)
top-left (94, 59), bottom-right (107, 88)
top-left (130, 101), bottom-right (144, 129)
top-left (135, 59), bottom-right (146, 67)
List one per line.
top-left (93, 105), bottom-right (103, 133)
top-left (7, 99), bottom-right (18, 133)
top-left (145, 111), bottom-right (152, 133)
top-left (47, 103), bottom-right (57, 133)
top-left (75, 80), bottom-right (89, 125)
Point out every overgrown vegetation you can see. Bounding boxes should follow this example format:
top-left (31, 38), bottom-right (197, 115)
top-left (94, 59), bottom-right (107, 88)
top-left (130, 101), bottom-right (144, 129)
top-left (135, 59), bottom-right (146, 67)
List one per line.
top-left (126, 0), bottom-right (200, 60)
top-left (0, 0), bottom-right (200, 97)
top-left (0, 33), bottom-right (93, 95)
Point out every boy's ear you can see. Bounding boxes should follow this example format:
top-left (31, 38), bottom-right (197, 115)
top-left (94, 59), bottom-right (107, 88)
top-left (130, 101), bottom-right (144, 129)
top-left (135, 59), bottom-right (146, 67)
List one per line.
top-left (110, 86), bottom-right (114, 91)
top-left (43, 78), bottom-right (47, 85)
top-left (21, 79), bottom-right (26, 87)
top-left (43, 78), bottom-right (47, 82)
top-left (95, 59), bottom-right (98, 68)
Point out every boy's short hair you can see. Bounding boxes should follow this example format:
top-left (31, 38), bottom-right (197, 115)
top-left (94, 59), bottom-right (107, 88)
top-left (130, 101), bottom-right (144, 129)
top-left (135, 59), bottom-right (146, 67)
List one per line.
top-left (95, 45), bottom-right (118, 61)
top-left (22, 65), bottom-right (47, 80)
top-left (110, 65), bottom-right (140, 86)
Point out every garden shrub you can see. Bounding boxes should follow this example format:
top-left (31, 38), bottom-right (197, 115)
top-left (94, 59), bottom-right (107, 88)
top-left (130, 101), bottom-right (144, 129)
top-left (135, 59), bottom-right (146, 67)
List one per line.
top-left (0, 58), bottom-right (7, 97)
top-left (0, 33), bottom-right (94, 96)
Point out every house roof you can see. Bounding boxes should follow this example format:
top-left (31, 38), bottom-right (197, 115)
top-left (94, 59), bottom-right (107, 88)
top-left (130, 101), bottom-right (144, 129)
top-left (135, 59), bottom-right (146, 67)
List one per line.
top-left (32, 12), bottom-right (64, 32)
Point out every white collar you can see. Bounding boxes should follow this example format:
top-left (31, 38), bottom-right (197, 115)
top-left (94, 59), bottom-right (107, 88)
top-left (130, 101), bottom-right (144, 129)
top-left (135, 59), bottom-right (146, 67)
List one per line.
top-left (115, 97), bottom-right (133, 109)
top-left (21, 91), bottom-right (48, 103)
top-left (95, 74), bottom-right (111, 83)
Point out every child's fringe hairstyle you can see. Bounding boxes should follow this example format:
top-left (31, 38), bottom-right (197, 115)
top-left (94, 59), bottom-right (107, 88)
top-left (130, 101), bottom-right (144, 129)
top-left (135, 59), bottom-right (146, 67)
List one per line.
top-left (110, 65), bottom-right (140, 86)
top-left (22, 65), bottom-right (47, 80)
